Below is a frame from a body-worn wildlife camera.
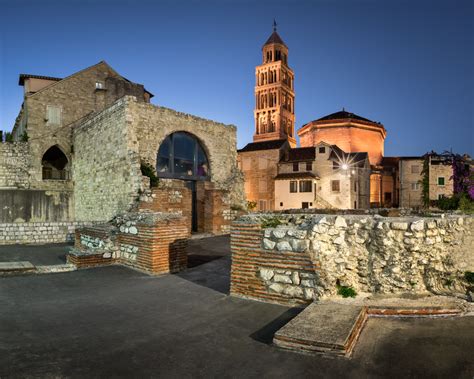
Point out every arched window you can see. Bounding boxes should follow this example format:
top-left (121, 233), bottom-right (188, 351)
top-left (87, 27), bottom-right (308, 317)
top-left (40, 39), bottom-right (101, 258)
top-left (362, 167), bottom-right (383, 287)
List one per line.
top-left (42, 145), bottom-right (69, 180)
top-left (156, 132), bottom-right (209, 180)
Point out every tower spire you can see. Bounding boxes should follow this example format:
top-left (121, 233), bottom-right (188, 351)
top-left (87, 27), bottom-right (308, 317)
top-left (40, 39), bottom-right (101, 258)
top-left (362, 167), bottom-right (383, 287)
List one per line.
top-left (273, 19), bottom-right (277, 32)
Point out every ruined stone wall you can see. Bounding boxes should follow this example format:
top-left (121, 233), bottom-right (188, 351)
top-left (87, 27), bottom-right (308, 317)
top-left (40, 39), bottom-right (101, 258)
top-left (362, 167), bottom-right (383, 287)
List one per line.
top-left (231, 213), bottom-right (473, 305)
top-left (68, 212), bottom-right (189, 274)
top-left (127, 97), bottom-right (245, 209)
top-left (0, 142), bottom-right (30, 188)
top-left (73, 97), bottom-right (142, 222)
top-left (0, 221), bottom-right (93, 245)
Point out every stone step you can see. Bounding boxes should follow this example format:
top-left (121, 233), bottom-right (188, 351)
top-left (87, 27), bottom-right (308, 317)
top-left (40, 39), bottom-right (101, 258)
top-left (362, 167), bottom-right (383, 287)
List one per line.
top-left (36, 264), bottom-right (77, 274)
top-left (273, 302), bottom-right (367, 357)
top-left (0, 261), bottom-right (36, 273)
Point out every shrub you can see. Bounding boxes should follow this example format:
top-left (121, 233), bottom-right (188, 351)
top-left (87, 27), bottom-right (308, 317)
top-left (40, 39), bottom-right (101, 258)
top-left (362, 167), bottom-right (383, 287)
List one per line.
top-left (261, 217), bottom-right (281, 228)
top-left (247, 201), bottom-right (257, 211)
top-left (337, 285), bottom-right (357, 298)
top-left (5, 132), bottom-right (13, 142)
top-left (459, 194), bottom-right (474, 214)
top-left (465, 271), bottom-right (474, 284)
top-left (436, 195), bottom-right (460, 210)
top-left (20, 132), bottom-right (29, 142)
top-left (140, 162), bottom-right (159, 187)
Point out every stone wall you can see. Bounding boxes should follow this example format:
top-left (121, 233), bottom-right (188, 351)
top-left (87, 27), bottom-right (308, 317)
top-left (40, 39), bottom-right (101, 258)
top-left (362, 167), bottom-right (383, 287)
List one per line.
top-left (0, 142), bottom-right (30, 189)
top-left (0, 189), bottom-right (73, 223)
top-left (230, 212), bottom-right (474, 305)
top-left (127, 97), bottom-right (246, 209)
top-left (73, 97), bottom-right (142, 222)
top-left (0, 221), bottom-right (93, 245)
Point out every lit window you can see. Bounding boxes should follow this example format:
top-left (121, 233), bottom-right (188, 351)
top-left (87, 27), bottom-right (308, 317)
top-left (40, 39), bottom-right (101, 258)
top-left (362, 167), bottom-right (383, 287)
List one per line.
top-left (95, 81), bottom-right (104, 89)
top-left (438, 177), bottom-right (445, 186)
top-left (331, 180), bottom-right (340, 192)
top-left (289, 181), bottom-right (298, 193)
top-left (299, 180), bottom-right (312, 193)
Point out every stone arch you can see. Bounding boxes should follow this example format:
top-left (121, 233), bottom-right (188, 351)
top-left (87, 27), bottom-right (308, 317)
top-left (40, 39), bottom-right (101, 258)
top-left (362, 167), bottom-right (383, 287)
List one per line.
top-left (156, 131), bottom-right (210, 180)
top-left (41, 145), bottom-right (70, 180)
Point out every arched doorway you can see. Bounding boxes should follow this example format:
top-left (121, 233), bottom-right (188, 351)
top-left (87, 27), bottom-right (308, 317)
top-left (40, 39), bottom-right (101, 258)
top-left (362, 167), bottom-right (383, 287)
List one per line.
top-left (156, 132), bottom-right (210, 231)
top-left (42, 145), bottom-right (69, 180)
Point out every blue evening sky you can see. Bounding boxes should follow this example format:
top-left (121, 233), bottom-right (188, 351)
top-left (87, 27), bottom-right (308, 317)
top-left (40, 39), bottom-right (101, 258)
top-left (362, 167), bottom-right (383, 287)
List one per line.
top-left (0, 0), bottom-right (472, 156)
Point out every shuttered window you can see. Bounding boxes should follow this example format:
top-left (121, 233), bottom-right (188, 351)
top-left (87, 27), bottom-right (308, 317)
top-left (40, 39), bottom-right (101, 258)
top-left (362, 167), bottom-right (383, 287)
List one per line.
top-left (46, 106), bottom-right (61, 126)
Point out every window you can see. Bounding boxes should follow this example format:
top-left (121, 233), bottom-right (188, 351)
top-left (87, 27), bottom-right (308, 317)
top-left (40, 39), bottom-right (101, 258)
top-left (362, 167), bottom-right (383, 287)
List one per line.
top-left (354, 201), bottom-right (357, 209)
top-left (302, 202), bottom-right (309, 209)
top-left (95, 81), bottom-right (105, 89)
top-left (438, 177), bottom-right (445, 186)
top-left (333, 161), bottom-right (339, 170)
top-left (331, 180), bottom-right (340, 192)
top-left (258, 200), bottom-right (267, 211)
top-left (299, 180), bottom-right (312, 193)
top-left (354, 181), bottom-right (357, 192)
top-left (384, 192), bottom-right (392, 203)
top-left (306, 162), bottom-right (312, 171)
top-left (42, 145), bottom-right (69, 180)
top-left (156, 132), bottom-right (209, 179)
top-left (293, 162), bottom-right (299, 172)
top-left (411, 165), bottom-right (420, 174)
top-left (438, 194), bottom-right (445, 200)
top-left (289, 181), bottom-right (298, 193)
top-left (280, 202), bottom-right (283, 207)
top-left (46, 105), bottom-right (61, 126)
top-left (319, 147), bottom-right (325, 154)
top-left (411, 182), bottom-right (420, 190)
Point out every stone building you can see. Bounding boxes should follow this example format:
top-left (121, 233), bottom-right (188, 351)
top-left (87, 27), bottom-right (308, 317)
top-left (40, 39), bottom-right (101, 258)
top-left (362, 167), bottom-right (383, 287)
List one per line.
top-left (1, 61), bottom-right (244, 246)
top-left (274, 143), bottom-right (370, 210)
top-left (399, 153), bottom-right (455, 208)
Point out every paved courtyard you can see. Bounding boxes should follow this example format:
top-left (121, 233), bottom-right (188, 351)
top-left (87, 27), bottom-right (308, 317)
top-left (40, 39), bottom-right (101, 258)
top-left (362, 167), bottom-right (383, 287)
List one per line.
top-left (0, 236), bottom-right (473, 378)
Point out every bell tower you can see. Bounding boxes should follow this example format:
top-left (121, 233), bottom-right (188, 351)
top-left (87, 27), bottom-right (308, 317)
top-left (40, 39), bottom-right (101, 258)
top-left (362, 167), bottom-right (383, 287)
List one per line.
top-left (253, 21), bottom-right (296, 147)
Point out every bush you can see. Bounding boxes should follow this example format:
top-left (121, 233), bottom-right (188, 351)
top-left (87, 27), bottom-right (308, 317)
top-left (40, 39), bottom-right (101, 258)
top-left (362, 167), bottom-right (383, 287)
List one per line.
top-left (247, 201), bottom-right (257, 211)
top-left (459, 194), bottom-right (474, 214)
top-left (140, 162), bottom-right (159, 187)
top-left (337, 285), bottom-right (357, 298)
top-left (465, 271), bottom-right (474, 284)
top-left (261, 217), bottom-right (281, 228)
top-left (5, 132), bottom-right (13, 142)
top-left (436, 195), bottom-right (460, 210)
top-left (20, 132), bottom-right (29, 142)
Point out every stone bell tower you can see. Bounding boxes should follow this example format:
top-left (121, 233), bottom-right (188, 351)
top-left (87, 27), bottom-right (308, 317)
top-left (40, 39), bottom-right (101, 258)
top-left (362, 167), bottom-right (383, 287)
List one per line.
top-left (253, 21), bottom-right (296, 147)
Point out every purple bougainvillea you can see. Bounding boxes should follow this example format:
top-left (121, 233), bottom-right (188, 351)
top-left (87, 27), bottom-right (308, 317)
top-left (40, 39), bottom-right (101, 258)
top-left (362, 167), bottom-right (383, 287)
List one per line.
top-left (451, 154), bottom-right (474, 199)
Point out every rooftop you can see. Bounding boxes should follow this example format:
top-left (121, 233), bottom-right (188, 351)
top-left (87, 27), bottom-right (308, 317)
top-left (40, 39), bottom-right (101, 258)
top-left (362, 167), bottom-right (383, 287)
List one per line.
top-left (19, 74), bottom-right (62, 86)
top-left (238, 139), bottom-right (287, 153)
top-left (263, 31), bottom-right (287, 48)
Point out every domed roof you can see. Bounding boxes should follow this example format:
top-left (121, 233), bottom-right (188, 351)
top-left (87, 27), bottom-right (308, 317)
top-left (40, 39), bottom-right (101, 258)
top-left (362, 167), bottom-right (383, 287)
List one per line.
top-left (316, 109), bottom-right (379, 124)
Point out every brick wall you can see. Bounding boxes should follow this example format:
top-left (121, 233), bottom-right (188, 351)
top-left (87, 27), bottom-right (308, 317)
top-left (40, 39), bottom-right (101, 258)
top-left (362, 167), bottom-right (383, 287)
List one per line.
top-left (69, 212), bottom-right (189, 274)
top-left (0, 221), bottom-right (93, 245)
top-left (230, 221), bottom-right (318, 305)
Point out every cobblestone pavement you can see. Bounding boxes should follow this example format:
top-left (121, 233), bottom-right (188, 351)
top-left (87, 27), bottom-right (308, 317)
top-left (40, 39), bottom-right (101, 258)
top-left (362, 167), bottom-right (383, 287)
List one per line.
top-left (0, 236), bottom-right (473, 378)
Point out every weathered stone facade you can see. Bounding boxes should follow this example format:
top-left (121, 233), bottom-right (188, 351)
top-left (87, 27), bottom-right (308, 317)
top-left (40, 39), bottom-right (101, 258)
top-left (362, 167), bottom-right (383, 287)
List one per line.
top-left (72, 97), bottom-right (142, 222)
top-left (231, 212), bottom-right (474, 305)
top-left (0, 142), bottom-right (30, 188)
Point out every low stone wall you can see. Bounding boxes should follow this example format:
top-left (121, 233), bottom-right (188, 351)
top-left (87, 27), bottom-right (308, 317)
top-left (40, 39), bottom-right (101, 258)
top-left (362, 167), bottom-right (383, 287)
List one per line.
top-left (0, 221), bottom-right (93, 245)
top-left (68, 211), bottom-right (189, 274)
top-left (230, 213), bottom-right (474, 305)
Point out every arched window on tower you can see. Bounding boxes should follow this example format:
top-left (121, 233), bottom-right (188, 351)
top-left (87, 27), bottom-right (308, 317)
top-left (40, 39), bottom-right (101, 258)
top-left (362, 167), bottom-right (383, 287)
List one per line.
top-left (42, 145), bottom-right (69, 180)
